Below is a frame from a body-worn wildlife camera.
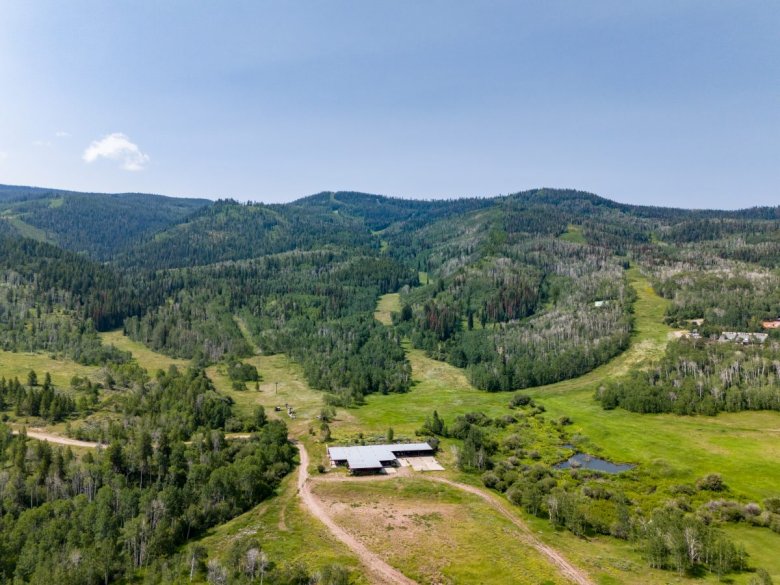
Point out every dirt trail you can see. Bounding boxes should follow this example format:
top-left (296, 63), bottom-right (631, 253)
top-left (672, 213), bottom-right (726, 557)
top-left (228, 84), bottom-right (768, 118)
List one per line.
top-left (295, 443), bottom-right (418, 585)
top-left (12, 428), bottom-right (100, 448)
top-left (428, 477), bottom-right (594, 585)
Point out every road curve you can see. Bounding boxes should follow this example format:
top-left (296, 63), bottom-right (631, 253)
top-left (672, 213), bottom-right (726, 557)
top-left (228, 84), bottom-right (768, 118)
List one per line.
top-left (295, 443), bottom-right (418, 585)
top-left (428, 477), bottom-right (594, 585)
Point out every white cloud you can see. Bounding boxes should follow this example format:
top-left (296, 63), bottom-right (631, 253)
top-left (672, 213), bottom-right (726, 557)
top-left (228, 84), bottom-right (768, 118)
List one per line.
top-left (55, 131), bottom-right (70, 138)
top-left (83, 132), bottom-right (150, 171)
top-left (0, 151), bottom-right (7, 162)
top-left (33, 140), bottom-right (53, 147)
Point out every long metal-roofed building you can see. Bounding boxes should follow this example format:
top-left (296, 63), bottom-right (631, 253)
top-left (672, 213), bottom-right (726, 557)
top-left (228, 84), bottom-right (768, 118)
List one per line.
top-left (328, 442), bottom-right (434, 474)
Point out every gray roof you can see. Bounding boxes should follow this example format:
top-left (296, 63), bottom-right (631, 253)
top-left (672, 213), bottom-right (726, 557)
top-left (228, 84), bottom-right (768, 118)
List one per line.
top-left (328, 443), bottom-right (432, 470)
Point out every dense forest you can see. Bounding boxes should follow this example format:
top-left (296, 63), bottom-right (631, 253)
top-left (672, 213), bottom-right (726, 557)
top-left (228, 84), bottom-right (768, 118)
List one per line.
top-left (0, 187), bottom-right (208, 259)
top-left (0, 363), bottom-right (297, 584)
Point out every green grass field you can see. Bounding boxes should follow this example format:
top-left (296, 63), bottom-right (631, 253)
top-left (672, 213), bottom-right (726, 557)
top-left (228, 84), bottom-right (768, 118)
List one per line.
top-left (100, 330), bottom-right (191, 373)
top-left (373, 292), bottom-right (400, 326)
top-left (356, 271), bottom-right (780, 502)
top-left (206, 353), bottom-right (326, 436)
top-left (0, 349), bottom-right (99, 388)
top-left (558, 224), bottom-right (587, 244)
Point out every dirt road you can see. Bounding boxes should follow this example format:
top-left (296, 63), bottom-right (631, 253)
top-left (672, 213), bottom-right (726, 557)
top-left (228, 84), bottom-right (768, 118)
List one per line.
top-left (295, 443), bottom-right (418, 585)
top-left (428, 477), bottom-right (594, 585)
top-left (11, 428), bottom-right (100, 449)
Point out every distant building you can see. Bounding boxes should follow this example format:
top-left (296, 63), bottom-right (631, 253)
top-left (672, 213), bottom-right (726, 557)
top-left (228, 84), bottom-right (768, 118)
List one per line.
top-left (328, 442), bottom-right (435, 475)
top-left (762, 319), bottom-right (780, 329)
top-left (594, 300), bottom-right (609, 308)
top-left (718, 332), bottom-right (768, 344)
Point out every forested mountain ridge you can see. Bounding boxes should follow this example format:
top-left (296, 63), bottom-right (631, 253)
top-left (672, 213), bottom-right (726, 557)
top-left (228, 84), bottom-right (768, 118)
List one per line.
top-left (0, 184), bottom-right (210, 259)
top-left (115, 198), bottom-right (383, 270)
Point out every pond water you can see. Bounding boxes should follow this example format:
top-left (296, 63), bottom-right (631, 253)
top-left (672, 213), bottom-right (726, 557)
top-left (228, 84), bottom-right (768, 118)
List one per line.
top-left (555, 452), bottom-right (634, 474)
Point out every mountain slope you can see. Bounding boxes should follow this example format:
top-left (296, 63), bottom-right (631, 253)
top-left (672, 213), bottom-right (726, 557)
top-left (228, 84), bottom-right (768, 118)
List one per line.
top-left (0, 184), bottom-right (211, 259)
top-left (116, 198), bottom-right (379, 269)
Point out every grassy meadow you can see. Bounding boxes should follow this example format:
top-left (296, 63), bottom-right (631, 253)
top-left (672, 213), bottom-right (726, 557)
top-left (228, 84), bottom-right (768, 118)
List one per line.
top-left (347, 271), bottom-right (780, 502)
top-left (0, 349), bottom-right (99, 389)
top-left (373, 292), bottom-right (400, 326)
top-left (99, 329), bottom-right (191, 373)
top-left (206, 353), bottom-right (327, 435)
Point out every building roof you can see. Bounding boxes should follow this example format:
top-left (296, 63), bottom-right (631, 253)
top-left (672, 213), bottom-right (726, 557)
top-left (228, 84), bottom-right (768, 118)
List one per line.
top-left (328, 443), bottom-right (432, 470)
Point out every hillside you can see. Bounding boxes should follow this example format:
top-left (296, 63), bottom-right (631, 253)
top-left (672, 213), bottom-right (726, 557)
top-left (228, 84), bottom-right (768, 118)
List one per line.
top-left (0, 184), bottom-right (210, 259)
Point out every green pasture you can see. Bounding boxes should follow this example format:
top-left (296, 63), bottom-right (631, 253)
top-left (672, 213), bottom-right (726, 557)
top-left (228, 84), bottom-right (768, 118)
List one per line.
top-left (99, 330), bottom-right (191, 373)
top-left (206, 353), bottom-right (325, 436)
top-left (352, 271), bottom-right (780, 501)
top-left (0, 349), bottom-right (99, 388)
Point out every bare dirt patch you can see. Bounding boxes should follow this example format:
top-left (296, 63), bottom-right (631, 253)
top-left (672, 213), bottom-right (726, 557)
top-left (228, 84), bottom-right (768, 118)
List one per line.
top-left (323, 496), bottom-right (456, 584)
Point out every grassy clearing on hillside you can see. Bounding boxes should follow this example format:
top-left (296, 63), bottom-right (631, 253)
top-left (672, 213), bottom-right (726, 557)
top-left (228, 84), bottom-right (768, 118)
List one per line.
top-left (207, 354), bottom-right (327, 436)
top-left (4, 216), bottom-right (51, 242)
top-left (99, 330), bottom-right (190, 373)
top-left (373, 292), bottom-right (400, 326)
top-left (195, 472), bottom-right (368, 585)
top-left (312, 477), bottom-right (567, 585)
top-left (559, 224), bottom-right (587, 244)
top-left (0, 349), bottom-right (98, 388)
top-left (233, 316), bottom-right (260, 354)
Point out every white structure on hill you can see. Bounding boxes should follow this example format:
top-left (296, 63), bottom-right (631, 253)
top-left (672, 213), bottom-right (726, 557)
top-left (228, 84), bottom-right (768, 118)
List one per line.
top-left (328, 442), bottom-right (434, 474)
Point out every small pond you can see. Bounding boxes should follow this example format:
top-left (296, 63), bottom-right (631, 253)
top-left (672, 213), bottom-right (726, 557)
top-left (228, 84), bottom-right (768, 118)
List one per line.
top-left (555, 452), bottom-right (634, 474)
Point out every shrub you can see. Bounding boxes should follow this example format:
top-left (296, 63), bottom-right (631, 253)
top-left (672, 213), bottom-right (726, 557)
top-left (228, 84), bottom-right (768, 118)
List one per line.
top-left (509, 393), bottom-right (533, 408)
top-left (764, 497), bottom-right (780, 514)
top-left (482, 471), bottom-right (500, 489)
top-left (697, 473), bottom-right (726, 492)
top-left (669, 484), bottom-right (696, 496)
top-left (749, 568), bottom-right (774, 585)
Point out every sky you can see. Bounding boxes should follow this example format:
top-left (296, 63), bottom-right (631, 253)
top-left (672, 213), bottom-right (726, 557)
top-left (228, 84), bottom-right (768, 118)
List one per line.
top-left (0, 1), bottom-right (778, 208)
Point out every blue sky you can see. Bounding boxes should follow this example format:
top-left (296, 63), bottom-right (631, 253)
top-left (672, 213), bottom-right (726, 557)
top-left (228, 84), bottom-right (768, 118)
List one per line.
top-left (0, 1), bottom-right (777, 207)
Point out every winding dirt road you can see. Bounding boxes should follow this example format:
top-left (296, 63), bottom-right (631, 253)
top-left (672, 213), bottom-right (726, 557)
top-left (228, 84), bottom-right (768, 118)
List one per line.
top-left (295, 443), bottom-right (418, 585)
